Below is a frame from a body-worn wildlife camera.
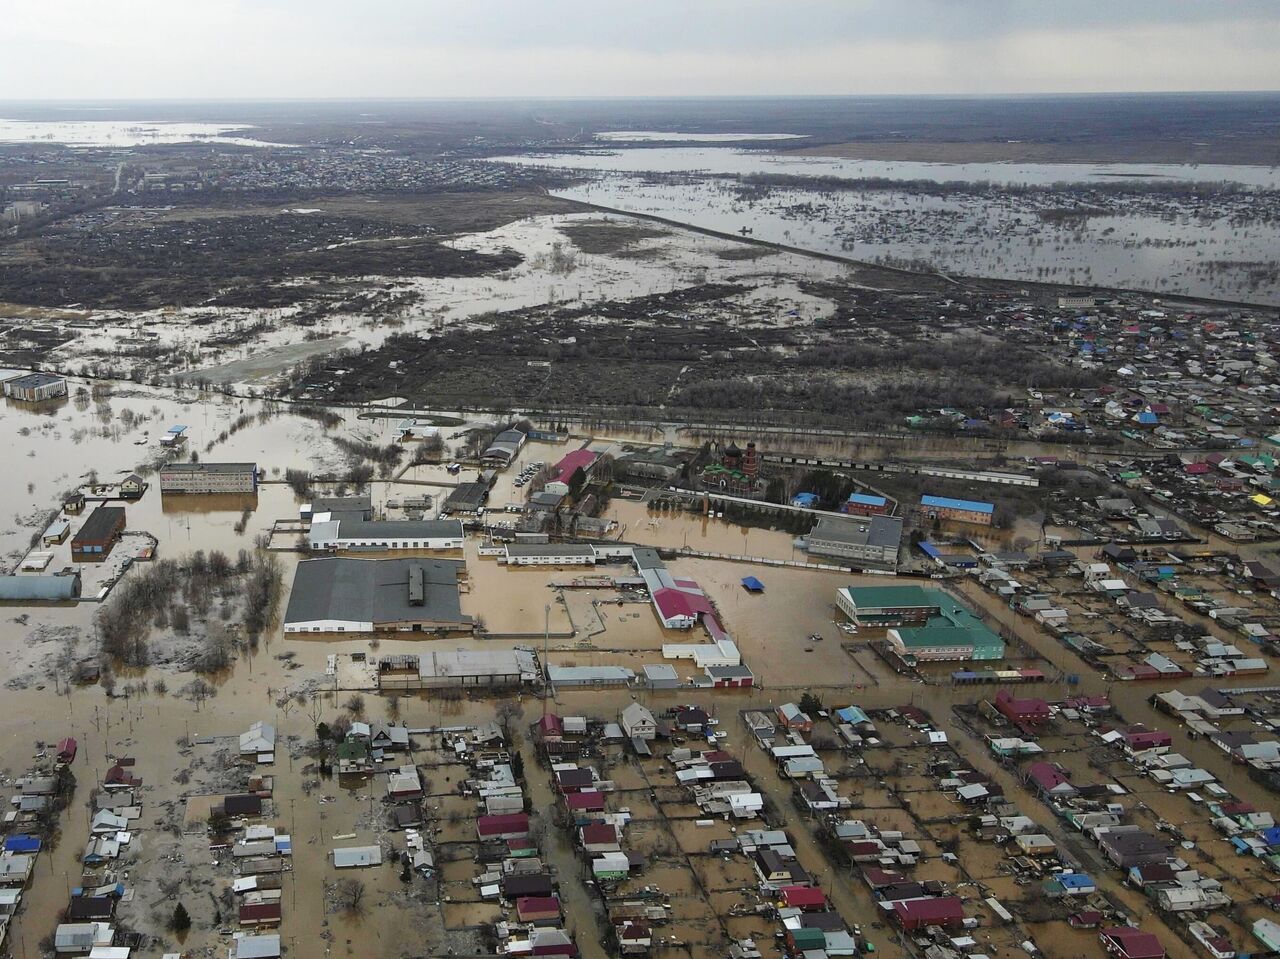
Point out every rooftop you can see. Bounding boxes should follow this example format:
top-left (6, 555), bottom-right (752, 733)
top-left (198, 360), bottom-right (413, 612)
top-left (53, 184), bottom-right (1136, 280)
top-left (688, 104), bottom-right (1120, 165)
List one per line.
top-left (285, 557), bottom-right (470, 627)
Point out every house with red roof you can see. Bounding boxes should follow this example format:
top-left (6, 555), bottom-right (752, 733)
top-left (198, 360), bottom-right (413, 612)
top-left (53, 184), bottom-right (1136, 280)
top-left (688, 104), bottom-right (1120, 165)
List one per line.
top-left (995, 689), bottom-right (1050, 730)
top-left (477, 813), bottom-right (531, 841)
top-left (891, 897), bottom-right (966, 930)
top-left (1120, 726), bottom-right (1172, 753)
top-left (779, 886), bottom-right (827, 911)
top-left (1023, 761), bottom-right (1078, 799)
top-left (1100, 928), bottom-right (1165, 959)
top-left (516, 896), bottom-right (562, 924)
top-left (564, 790), bottom-right (606, 814)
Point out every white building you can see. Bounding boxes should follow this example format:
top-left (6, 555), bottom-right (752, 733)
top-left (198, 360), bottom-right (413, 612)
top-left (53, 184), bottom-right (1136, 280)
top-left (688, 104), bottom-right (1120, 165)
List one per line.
top-left (239, 722), bottom-right (276, 763)
top-left (504, 544), bottom-right (598, 566)
top-left (621, 703), bottom-right (657, 741)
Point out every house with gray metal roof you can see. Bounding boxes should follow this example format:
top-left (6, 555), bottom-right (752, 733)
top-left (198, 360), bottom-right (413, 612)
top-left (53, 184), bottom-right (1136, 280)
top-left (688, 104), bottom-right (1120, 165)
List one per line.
top-left (283, 557), bottom-right (471, 634)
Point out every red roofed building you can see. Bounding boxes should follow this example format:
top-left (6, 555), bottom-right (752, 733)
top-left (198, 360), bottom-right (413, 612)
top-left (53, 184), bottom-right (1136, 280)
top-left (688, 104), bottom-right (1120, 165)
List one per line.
top-left (1121, 727), bottom-right (1172, 752)
top-left (1023, 761), bottom-right (1078, 798)
top-left (780, 886), bottom-right (827, 911)
top-left (239, 902), bottom-right (283, 927)
top-left (56, 737), bottom-right (77, 764)
top-left (536, 714), bottom-right (564, 738)
top-left (516, 896), bottom-right (562, 924)
top-left (995, 689), bottom-right (1051, 730)
top-left (564, 790), bottom-right (605, 812)
top-left (477, 813), bottom-right (531, 840)
top-left (891, 897), bottom-right (966, 930)
top-left (1100, 928), bottom-right (1165, 959)
top-left (545, 450), bottom-right (598, 496)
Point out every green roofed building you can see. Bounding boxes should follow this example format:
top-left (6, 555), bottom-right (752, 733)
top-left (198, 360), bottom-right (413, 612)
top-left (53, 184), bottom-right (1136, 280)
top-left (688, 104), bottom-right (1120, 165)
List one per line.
top-left (836, 584), bottom-right (1003, 662)
top-left (836, 585), bottom-right (940, 626)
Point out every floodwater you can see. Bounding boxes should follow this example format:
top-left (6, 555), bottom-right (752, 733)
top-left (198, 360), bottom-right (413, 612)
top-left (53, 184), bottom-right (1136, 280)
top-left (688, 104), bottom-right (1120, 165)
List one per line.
top-left (3, 389), bottom-right (1280, 956)
top-left (595, 132), bottom-right (809, 143)
top-left (0, 119), bottom-right (292, 148)
top-left (489, 148), bottom-right (1280, 305)
top-left (491, 146), bottom-right (1280, 187)
top-left (61, 212), bottom-right (849, 391)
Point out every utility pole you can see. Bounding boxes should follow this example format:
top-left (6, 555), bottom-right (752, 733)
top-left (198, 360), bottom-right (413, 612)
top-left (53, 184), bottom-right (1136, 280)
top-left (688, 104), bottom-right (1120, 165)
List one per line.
top-left (542, 603), bottom-right (550, 718)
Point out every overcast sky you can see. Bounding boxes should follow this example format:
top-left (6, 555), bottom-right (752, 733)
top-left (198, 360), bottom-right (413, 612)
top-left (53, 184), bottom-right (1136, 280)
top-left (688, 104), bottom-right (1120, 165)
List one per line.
top-left (5, 1), bottom-right (1279, 99)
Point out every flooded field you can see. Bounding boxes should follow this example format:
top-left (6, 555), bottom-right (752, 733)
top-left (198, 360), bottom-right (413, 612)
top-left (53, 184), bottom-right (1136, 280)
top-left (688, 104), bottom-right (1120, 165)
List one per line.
top-left (491, 148), bottom-right (1280, 304)
top-left (49, 211), bottom-right (851, 392)
top-left (492, 147), bottom-right (1280, 187)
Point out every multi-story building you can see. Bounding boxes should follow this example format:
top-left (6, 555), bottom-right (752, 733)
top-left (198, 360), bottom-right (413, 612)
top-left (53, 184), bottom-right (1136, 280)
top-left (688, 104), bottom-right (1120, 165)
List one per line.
top-left (920, 494), bottom-right (994, 526)
top-left (3, 372), bottom-right (67, 402)
top-left (806, 515), bottom-right (902, 569)
top-left (159, 462), bottom-right (258, 493)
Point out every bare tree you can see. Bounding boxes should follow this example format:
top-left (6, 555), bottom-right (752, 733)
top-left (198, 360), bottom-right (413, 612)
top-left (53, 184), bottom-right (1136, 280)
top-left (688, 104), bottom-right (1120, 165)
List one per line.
top-left (334, 878), bottom-right (366, 914)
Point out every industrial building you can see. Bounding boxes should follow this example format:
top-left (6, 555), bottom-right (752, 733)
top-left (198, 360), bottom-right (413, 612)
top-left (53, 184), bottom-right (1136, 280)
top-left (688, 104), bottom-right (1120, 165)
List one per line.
top-left (377, 649), bottom-right (539, 689)
top-left (0, 573), bottom-right (80, 602)
top-left (442, 482), bottom-right (488, 515)
top-left (301, 496), bottom-right (372, 522)
top-left (307, 518), bottom-right (464, 552)
top-left (546, 665), bottom-right (635, 687)
top-left (837, 585), bottom-right (946, 626)
top-left (481, 428), bottom-right (527, 466)
top-left (838, 584), bottom-right (1004, 662)
top-left (159, 462), bottom-right (258, 494)
top-left (504, 544), bottom-right (597, 566)
top-left (3, 372), bottom-right (67, 402)
top-left (920, 494), bottom-right (994, 526)
top-left (806, 514), bottom-right (902, 569)
top-left (71, 506), bottom-right (126, 562)
top-left (283, 557), bottom-right (471, 633)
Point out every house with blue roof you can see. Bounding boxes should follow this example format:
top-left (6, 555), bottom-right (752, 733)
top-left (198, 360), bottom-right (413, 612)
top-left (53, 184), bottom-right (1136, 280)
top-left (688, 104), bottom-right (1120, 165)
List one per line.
top-left (790, 492), bottom-right (820, 508)
top-left (920, 495), bottom-right (995, 527)
top-left (4, 834), bottom-right (41, 854)
top-left (835, 706), bottom-right (872, 729)
top-left (1043, 872), bottom-right (1097, 897)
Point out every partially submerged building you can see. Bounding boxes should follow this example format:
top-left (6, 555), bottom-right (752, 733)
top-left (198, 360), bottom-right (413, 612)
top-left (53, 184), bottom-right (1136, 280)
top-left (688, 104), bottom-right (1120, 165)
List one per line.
top-left (806, 514), bottom-right (902, 569)
top-left (306, 518), bottom-right (463, 552)
top-left (159, 462), bottom-right (258, 494)
top-left (283, 558), bottom-right (471, 634)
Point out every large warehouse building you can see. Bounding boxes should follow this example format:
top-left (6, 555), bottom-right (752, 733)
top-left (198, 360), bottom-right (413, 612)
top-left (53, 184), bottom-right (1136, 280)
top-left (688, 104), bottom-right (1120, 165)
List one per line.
top-left (307, 518), bottom-right (464, 552)
top-left (283, 557), bottom-right (472, 633)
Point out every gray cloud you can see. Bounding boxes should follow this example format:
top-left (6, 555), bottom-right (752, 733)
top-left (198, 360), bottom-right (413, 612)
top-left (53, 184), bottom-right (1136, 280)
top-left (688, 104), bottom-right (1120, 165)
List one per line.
top-left (2, 1), bottom-right (1278, 97)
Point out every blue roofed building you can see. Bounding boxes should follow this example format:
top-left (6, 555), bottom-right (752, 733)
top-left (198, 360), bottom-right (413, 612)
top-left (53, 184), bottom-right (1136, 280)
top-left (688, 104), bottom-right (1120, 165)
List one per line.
top-left (920, 495), bottom-right (995, 527)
